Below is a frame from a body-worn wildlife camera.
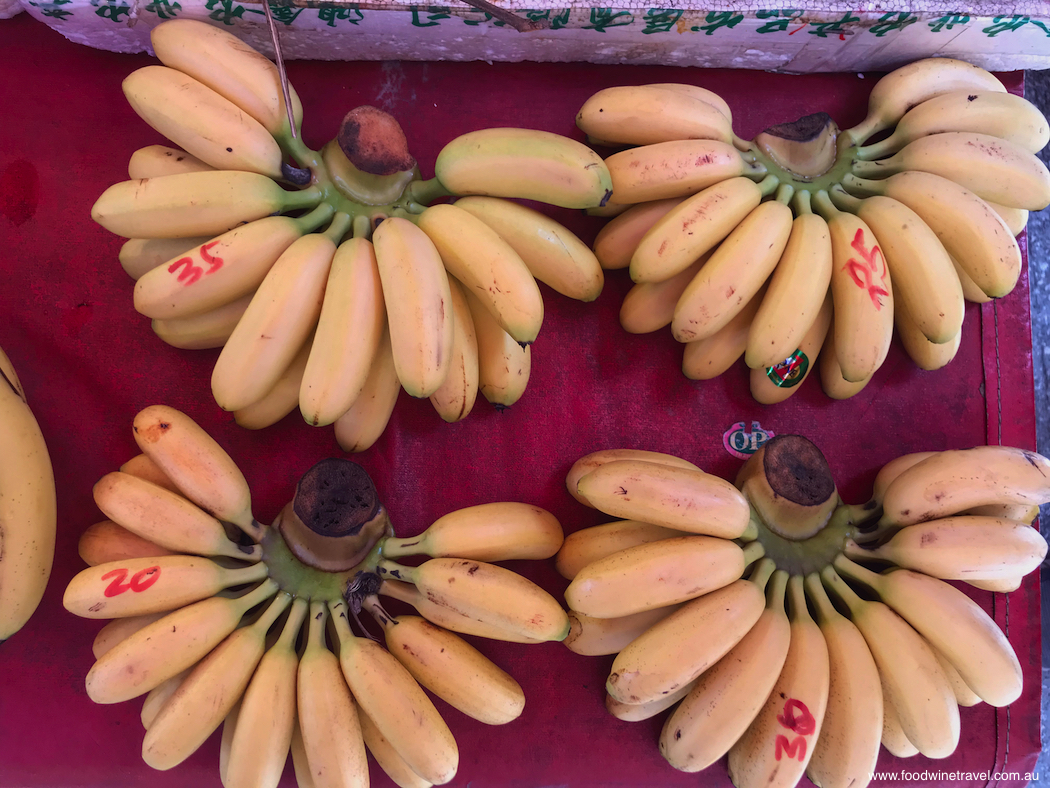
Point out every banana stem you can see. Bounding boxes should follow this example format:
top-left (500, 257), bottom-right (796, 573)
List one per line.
top-left (742, 540), bottom-right (766, 567)
top-left (734, 134), bottom-right (754, 153)
top-left (818, 565), bottom-right (863, 616)
top-left (306, 599), bottom-right (327, 648)
top-left (404, 177), bottom-right (453, 206)
top-left (809, 189), bottom-right (840, 221)
top-left (322, 212), bottom-right (353, 244)
top-left (757, 174), bottom-right (780, 198)
top-left (282, 133), bottom-right (323, 176)
top-left (277, 597), bottom-right (309, 649)
top-left (786, 574), bottom-right (809, 620)
top-left (851, 158), bottom-right (895, 180)
top-left (803, 572), bottom-right (839, 625)
top-left (767, 569), bottom-right (789, 610)
top-left (832, 553), bottom-right (885, 592)
top-left (839, 173), bottom-right (883, 198)
top-left (236, 578), bottom-right (280, 616)
top-left (328, 599), bottom-right (362, 648)
top-left (377, 559), bottom-right (417, 585)
top-left (828, 184), bottom-right (864, 214)
top-left (749, 557), bottom-right (777, 591)
top-left (228, 561), bottom-right (271, 586)
top-left (740, 515), bottom-right (760, 542)
top-left (362, 595), bottom-right (396, 629)
top-left (843, 116), bottom-right (882, 149)
top-left (294, 202), bottom-right (337, 235)
top-left (283, 185), bottom-right (325, 213)
top-left (793, 188), bottom-right (814, 215)
top-left (855, 133), bottom-right (900, 162)
top-left (351, 214), bottom-right (373, 240)
top-left (255, 591), bottom-right (294, 633)
top-left (774, 182), bottom-right (795, 205)
top-left (382, 534), bottom-right (426, 560)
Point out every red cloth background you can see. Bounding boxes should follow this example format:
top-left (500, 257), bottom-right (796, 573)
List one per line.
top-left (0, 14), bottom-right (1040, 788)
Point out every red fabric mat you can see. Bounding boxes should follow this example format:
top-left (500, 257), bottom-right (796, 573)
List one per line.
top-left (0, 13), bottom-right (1040, 788)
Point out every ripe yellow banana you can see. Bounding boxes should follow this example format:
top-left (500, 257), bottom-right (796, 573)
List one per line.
top-left (92, 612), bottom-right (166, 660)
top-left (150, 18), bottom-right (304, 142)
top-left (592, 197), bottom-right (683, 270)
top-left (234, 336), bottom-right (312, 430)
top-left (289, 723), bottom-right (315, 788)
top-left (986, 200), bottom-right (1029, 236)
top-left (605, 139), bottom-right (764, 203)
top-left (465, 288), bottom-right (531, 410)
top-left (120, 236), bottom-right (212, 280)
top-left (820, 567), bottom-right (959, 759)
top-left (133, 208), bottom-right (331, 320)
top-left (372, 215), bottom-right (454, 398)
top-left (151, 293), bottom-right (253, 350)
top-left (299, 236), bottom-right (386, 427)
top-left (368, 603), bottom-right (525, 725)
top-left (555, 519), bottom-right (688, 579)
top-left (224, 597), bottom-right (308, 788)
top-left (565, 536), bottom-right (760, 618)
top-left (565, 448), bottom-right (701, 508)
top-left (803, 574), bottom-right (882, 788)
top-left (851, 131), bottom-right (1050, 211)
top-left (383, 501), bottom-right (563, 562)
top-left (332, 328), bottom-right (401, 451)
top-left (749, 288), bottom-right (833, 405)
top-left (576, 85), bottom-right (736, 146)
top-left (952, 254), bottom-right (993, 303)
top-left (843, 170), bottom-right (1021, 298)
top-left (575, 460), bottom-right (755, 542)
top-left (575, 459), bottom-right (751, 539)
top-left (563, 604), bottom-right (682, 656)
top-left (934, 647), bottom-right (983, 707)
top-left (846, 516), bottom-right (1047, 580)
top-left (0, 347), bottom-right (55, 641)
top-left (64, 554), bottom-right (267, 619)
top-left (892, 283), bottom-right (961, 371)
top-left (834, 555), bottom-right (1022, 708)
top-left (631, 176), bottom-right (765, 283)
top-left (132, 404), bottom-right (261, 540)
top-left (681, 283), bottom-right (763, 380)
top-left (880, 683), bottom-right (919, 758)
top-left (123, 65), bottom-right (286, 180)
top-left (845, 57), bottom-right (1006, 145)
top-left (435, 127), bottom-right (613, 209)
top-left (219, 700), bottom-right (239, 783)
top-left (86, 579), bottom-right (278, 704)
top-left (296, 601), bottom-right (369, 788)
top-left (78, 519), bottom-right (174, 567)
top-left (606, 681), bottom-right (695, 722)
top-left (211, 230), bottom-right (338, 412)
top-left (428, 275), bottom-right (479, 423)
top-left (140, 668), bottom-right (190, 729)
top-left (659, 570), bottom-right (790, 773)
top-left (968, 576), bottom-right (1024, 593)
top-left (620, 256), bottom-right (705, 335)
top-left (818, 324), bottom-right (871, 400)
top-left (672, 193), bottom-right (794, 343)
top-left (964, 502), bottom-right (1040, 522)
top-left (746, 204), bottom-right (833, 369)
top-left (870, 451), bottom-right (937, 504)
top-left (92, 171), bottom-right (320, 239)
top-left (455, 196), bottom-right (604, 301)
top-left (359, 711), bottom-right (433, 788)
top-left (727, 575), bottom-right (830, 788)
top-left (417, 202), bottom-right (544, 344)
top-left (644, 82), bottom-right (734, 124)
top-left (381, 556), bottom-right (569, 642)
top-left (380, 579), bottom-right (542, 644)
top-left (607, 560), bottom-right (773, 705)
top-left (142, 591), bottom-right (292, 770)
top-left (857, 89), bottom-right (1050, 160)
top-left (128, 144), bottom-right (213, 179)
top-left (330, 599), bottom-right (458, 785)
top-left (93, 471), bottom-right (260, 561)
top-left (879, 445), bottom-right (1050, 527)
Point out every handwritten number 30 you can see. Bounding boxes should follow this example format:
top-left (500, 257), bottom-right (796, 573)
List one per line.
top-left (101, 566), bottom-right (162, 597)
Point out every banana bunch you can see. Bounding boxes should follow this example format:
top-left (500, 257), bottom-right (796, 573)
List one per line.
top-left (66, 404), bottom-right (568, 787)
top-left (580, 60), bottom-right (1049, 403)
top-left (0, 345), bottom-right (57, 641)
top-left (557, 438), bottom-right (1049, 788)
top-left (94, 19), bottom-right (609, 449)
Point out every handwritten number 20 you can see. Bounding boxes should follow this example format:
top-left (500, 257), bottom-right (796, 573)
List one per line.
top-left (100, 566), bottom-right (162, 597)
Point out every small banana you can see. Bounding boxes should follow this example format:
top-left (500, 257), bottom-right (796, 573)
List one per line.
top-left (142, 592), bottom-right (292, 770)
top-left (630, 176), bottom-right (765, 284)
top-left (856, 89), bottom-right (1050, 160)
top-left (417, 203), bottom-right (544, 344)
top-left (565, 536), bottom-right (760, 618)
top-left (934, 647), bottom-right (983, 707)
top-left (428, 275), bottom-right (479, 423)
top-left (820, 567), bottom-right (959, 758)
top-left (465, 288), bottom-right (531, 410)
top-left (681, 284), bottom-right (764, 381)
top-left (378, 557), bottom-right (569, 642)
top-left (986, 200), bottom-right (1030, 236)
top-left (219, 701), bottom-right (240, 783)
top-left (745, 196), bottom-right (833, 369)
top-left (132, 404), bottom-right (261, 540)
top-left (224, 598), bottom-right (308, 788)
top-left (330, 600), bottom-right (458, 785)
top-left (140, 668), bottom-right (190, 730)
top-left (606, 681), bottom-right (695, 722)
top-left (78, 519), bottom-right (174, 567)
top-left (851, 131), bottom-right (1050, 211)
top-left (620, 256), bottom-right (706, 335)
top-left (605, 139), bottom-right (764, 203)
top-left (234, 336), bottom-right (313, 430)
top-left (372, 216), bottom-right (454, 398)
top-left (592, 197), bottom-right (683, 271)
top-left (435, 127), bottom-right (612, 209)
top-left (952, 254), bottom-right (993, 304)
top-left (92, 171), bottom-right (320, 239)
top-left (968, 576), bottom-right (1024, 593)
top-left (454, 196), bottom-right (604, 302)
top-left (367, 602), bottom-right (526, 725)
top-left (382, 501), bottom-right (563, 562)
top-left (964, 502), bottom-right (1040, 522)
top-left (658, 570), bottom-right (790, 773)
top-left (564, 605), bottom-right (682, 656)
top-left (555, 519), bottom-right (688, 580)
top-left (576, 85), bottom-right (736, 146)
top-left (359, 711), bottom-right (433, 788)
top-left (575, 458), bottom-right (751, 538)
top-left (128, 145), bottom-right (213, 179)
top-left (818, 324), bottom-right (871, 400)
top-left (64, 554), bottom-right (267, 619)
top-left (644, 83), bottom-right (734, 123)
top-left (0, 347), bottom-right (56, 641)
top-left (892, 283), bottom-right (961, 371)
top-left (332, 328), bottom-right (401, 452)
top-left (727, 575), bottom-right (830, 788)
top-left (122, 65), bottom-right (286, 180)
top-left (869, 451), bottom-right (937, 505)
top-left (120, 236), bottom-right (213, 280)
top-left (878, 445), bottom-right (1050, 527)
top-left (565, 448), bottom-right (701, 508)
top-left (86, 579), bottom-right (278, 704)
top-left (880, 683), bottom-right (920, 758)
top-left (92, 612), bottom-right (166, 660)
top-left (844, 57), bottom-right (1006, 145)
top-left (299, 236), bottom-right (386, 427)
top-left (749, 288), bottom-right (833, 406)
top-left (151, 293), bottom-right (253, 351)
top-left (607, 561), bottom-right (773, 706)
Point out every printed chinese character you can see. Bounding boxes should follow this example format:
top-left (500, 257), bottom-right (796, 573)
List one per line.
top-left (928, 13), bottom-right (969, 32)
top-left (525, 8), bottom-right (570, 28)
top-left (317, 6), bottom-right (364, 26)
top-left (692, 10), bottom-right (743, 34)
top-left (755, 9), bottom-right (804, 34)
top-left (642, 8), bottom-right (683, 34)
top-left (145, 0), bottom-right (181, 18)
top-left (983, 15), bottom-right (1030, 36)
top-left (412, 6), bottom-right (451, 27)
top-left (205, 0), bottom-right (246, 25)
top-left (869, 11), bottom-right (917, 37)
top-left (583, 8), bottom-right (633, 33)
top-left (808, 11), bottom-right (859, 38)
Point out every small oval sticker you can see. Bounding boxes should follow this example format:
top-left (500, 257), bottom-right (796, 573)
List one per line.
top-left (765, 350), bottom-right (809, 388)
top-left (723, 421), bottom-right (776, 459)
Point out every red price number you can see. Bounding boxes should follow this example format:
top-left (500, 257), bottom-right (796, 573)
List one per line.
top-left (101, 566), bottom-right (162, 597)
top-left (843, 228), bottom-right (890, 310)
top-left (168, 240), bottom-right (224, 286)
top-left (773, 698), bottom-right (816, 762)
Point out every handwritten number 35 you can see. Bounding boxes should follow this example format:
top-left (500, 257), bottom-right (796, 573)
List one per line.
top-left (101, 566), bottom-right (162, 597)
